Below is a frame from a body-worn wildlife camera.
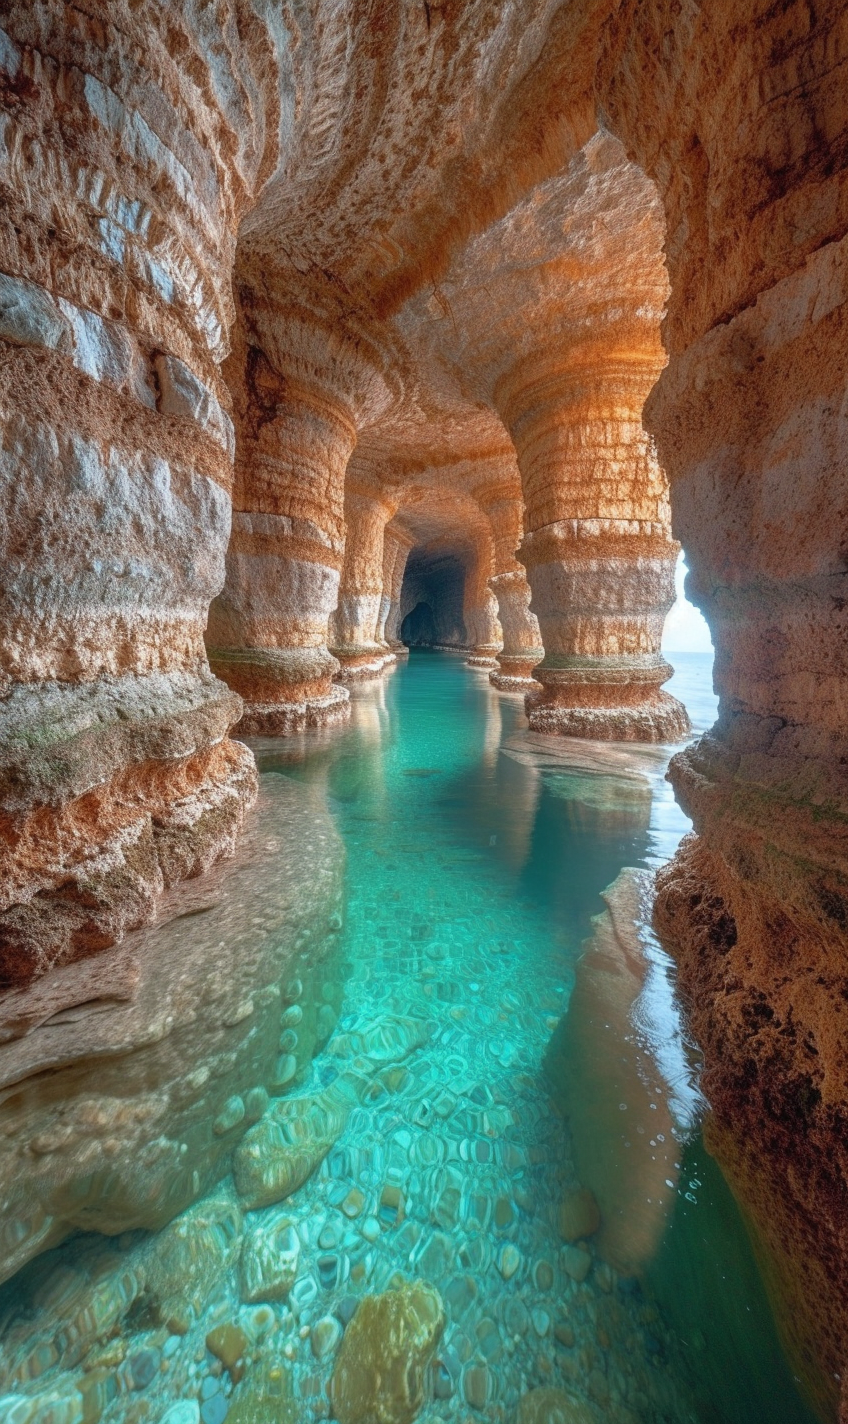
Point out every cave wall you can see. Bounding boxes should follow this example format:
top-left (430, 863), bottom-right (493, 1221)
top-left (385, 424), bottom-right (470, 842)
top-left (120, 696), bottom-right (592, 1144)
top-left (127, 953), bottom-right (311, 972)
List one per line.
top-left (0, 2), bottom-right (284, 984)
top-left (0, 6), bottom-right (846, 1411)
top-left (596, 4), bottom-right (848, 1414)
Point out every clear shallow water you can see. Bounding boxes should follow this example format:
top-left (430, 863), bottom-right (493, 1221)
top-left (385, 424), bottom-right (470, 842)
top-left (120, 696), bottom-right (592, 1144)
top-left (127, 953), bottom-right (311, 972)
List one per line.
top-left (0, 651), bottom-right (817, 1424)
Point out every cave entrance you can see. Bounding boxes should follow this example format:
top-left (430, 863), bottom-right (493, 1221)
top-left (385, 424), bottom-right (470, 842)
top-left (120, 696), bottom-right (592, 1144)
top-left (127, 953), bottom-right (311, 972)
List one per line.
top-left (400, 601), bottom-right (437, 646)
top-left (398, 551), bottom-right (468, 650)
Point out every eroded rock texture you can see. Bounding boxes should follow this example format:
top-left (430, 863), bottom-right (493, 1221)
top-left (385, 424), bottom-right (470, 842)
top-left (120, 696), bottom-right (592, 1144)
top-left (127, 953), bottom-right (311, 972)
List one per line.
top-left (477, 478), bottom-right (544, 692)
top-left (2, 5), bottom-right (847, 1412)
top-left (596, 5), bottom-right (848, 1416)
top-left (0, 3), bottom-right (283, 982)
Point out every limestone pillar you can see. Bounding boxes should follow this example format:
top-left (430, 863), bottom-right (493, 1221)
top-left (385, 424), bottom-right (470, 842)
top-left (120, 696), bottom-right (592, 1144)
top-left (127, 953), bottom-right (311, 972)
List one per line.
top-left (497, 347), bottom-right (689, 740)
top-left (598, 5), bottom-right (848, 1411)
top-left (477, 482), bottom-right (544, 692)
top-left (463, 541), bottom-right (503, 669)
top-left (329, 479), bottom-right (398, 678)
top-left (378, 527), bottom-right (414, 657)
top-left (0, 7), bottom-right (281, 982)
top-left (207, 314), bottom-right (397, 732)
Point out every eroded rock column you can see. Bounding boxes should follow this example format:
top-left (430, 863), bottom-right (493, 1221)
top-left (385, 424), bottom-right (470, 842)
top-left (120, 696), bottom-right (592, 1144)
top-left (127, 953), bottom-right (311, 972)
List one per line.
top-left (498, 346), bottom-right (689, 740)
top-left (330, 478), bottom-right (398, 678)
top-left (207, 313), bottom-right (396, 732)
top-left (599, 5), bottom-right (848, 1413)
top-left (378, 527), bottom-right (414, 657)
top-left (464, 541), bottom-right (502, 669)
top-left (0, 7), bottom-right (281, 982)
top-left (477, 482), bottom-right (544, 692)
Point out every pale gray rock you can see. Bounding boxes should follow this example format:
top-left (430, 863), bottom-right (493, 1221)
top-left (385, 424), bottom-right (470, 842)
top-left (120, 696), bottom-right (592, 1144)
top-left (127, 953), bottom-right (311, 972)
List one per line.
top-left (0, 274), bottom-right (72, 352)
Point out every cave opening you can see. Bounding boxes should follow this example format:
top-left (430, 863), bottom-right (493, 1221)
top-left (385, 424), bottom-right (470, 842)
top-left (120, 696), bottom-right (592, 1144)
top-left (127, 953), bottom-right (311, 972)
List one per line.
top-left (399, 550), bottom-right (468, 650)
top-left (399, 601), bottom-right (436, 646)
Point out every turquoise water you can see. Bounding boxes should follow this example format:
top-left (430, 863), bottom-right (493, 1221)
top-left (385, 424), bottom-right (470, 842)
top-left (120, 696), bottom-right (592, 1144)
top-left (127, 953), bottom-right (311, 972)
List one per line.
top-left (0, 651), bottom-right (817, 1424)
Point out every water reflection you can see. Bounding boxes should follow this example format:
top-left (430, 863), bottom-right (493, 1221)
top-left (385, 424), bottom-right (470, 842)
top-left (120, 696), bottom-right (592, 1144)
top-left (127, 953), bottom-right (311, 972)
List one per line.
top-left (0, 774), bottom-right (345, 1283)
top-left (0, 651), bottom-right (817, 1424)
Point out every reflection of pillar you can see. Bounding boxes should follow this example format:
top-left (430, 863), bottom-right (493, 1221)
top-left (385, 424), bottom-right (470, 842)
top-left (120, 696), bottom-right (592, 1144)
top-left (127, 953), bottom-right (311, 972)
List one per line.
top-left (497, 345), bottom-right (689, 741)
top-left (208, 314), bottom-right (396, 732)
top-left (0, 11), bottom-right (278, 981)
top-left (330, 479), bottom-right (398, 678)
top-left (544, 869), bottom-right (680, 1275)
top-left (379, 528), bottom-right (414, 657)
top-left (477, 483), bottom-right (544, 692)
top-left (464, 542), bottom-right (503, 669)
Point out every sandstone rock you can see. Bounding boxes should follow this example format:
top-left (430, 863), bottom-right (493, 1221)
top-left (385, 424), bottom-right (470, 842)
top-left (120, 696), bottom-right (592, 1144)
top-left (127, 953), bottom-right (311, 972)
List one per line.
top-left (331, 1281), bottom-right (445, 1424)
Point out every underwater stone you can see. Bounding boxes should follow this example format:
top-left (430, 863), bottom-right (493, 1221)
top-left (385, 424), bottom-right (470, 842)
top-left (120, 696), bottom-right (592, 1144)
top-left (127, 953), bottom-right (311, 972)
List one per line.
top-left (497, 1244), bottom-right (521, 1281)
top-left (213, 1096), bottom-right (246, 1136)
top-left (239, 1218), bottom-right (299, 1303)
top-left (206, 1323), bottom-right (249, 1378)
top-left (463, 1364), bottom-right (490, 1411)
top-left (516, 1388), bottom-right (598, 1424)
top-left (558, 1190), bottom-right (601, 1243)
top-left (326, 1016), bottom-right (432, 1066)
top-left (243, 1088), bottom-right (270, 1124)
top-left (311, 1316), bottom-right (343, 1358)
top-left (128, 1347), bottom-right (160, 1388)
top-left (199, 1390), bottom-right (228, 1424)
top-left (342, 1187), bottom-right (365, 1218)
top-left (561, 1245), bottom-right (592, 1283)
top-left (331, 1281), bottom-right (445, 1424)
top-left (233, 1087), bottom-right (350, 1209)
top-left (226, 1363), bottom-right (295, 1424)
top-left (143, 1194), bottom-right (242, 1320)
top-left (161, 1406), bottom-right (201, 1424)
top-left (534, 1261), bottom-right (555, 1292)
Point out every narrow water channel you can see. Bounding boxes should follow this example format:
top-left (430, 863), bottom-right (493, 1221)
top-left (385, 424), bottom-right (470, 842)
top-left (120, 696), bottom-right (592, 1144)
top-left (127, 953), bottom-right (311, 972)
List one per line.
top-left (0, 652), bottom-right (817, 1424)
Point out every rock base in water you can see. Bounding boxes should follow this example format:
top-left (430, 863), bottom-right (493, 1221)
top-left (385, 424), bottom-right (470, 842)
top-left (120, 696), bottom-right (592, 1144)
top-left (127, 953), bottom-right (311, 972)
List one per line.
top-left (238, 688), bottom-right (351, 736)
top-left (526, 692), bottom-right (691, 743)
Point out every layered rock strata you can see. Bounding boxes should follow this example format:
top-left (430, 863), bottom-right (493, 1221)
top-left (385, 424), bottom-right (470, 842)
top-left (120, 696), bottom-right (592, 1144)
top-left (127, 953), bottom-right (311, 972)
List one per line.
top-left (463, 540), bottom-right (503, 669)
top-left (394, 133), bottom-right (689, 741)
top-left (330, 476), bottom-right (399, 678)
top-left (0, 5), bottom-right (282, 982)
top-left (477, 480), bottom-right (544, 691)
top-left (207, 306), bottom-right (398, 732)
top-left (500, 345), bottom-right (689, 741)
top-left (378, 527), bottom-right (414, 657)
top-left (598, 4), bottom-right (848, 1414)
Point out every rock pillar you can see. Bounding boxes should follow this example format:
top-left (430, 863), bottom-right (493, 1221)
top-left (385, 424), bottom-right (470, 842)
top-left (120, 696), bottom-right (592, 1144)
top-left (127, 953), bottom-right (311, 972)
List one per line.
top-left (599, 4), bottom-right (848, 1413)
top-left (381, 529), bottom-right (415, 655)
top-left (0, 8), bottom-right (281, 982)
top-left (477, 483), bottom-right (544, 692)
top-left (330, 480), bottom-right (398, 678)
top-left (463, 542), bottom-right (503, 669)
top-left (207, 313), bottom-right (397, 732)
top-left (497, 347), bottom-right (689, 740)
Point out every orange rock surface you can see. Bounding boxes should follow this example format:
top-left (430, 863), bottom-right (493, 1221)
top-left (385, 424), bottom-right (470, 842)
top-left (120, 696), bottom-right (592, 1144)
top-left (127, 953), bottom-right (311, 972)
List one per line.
top-left (1, 5), bottom-right (847, 1412)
